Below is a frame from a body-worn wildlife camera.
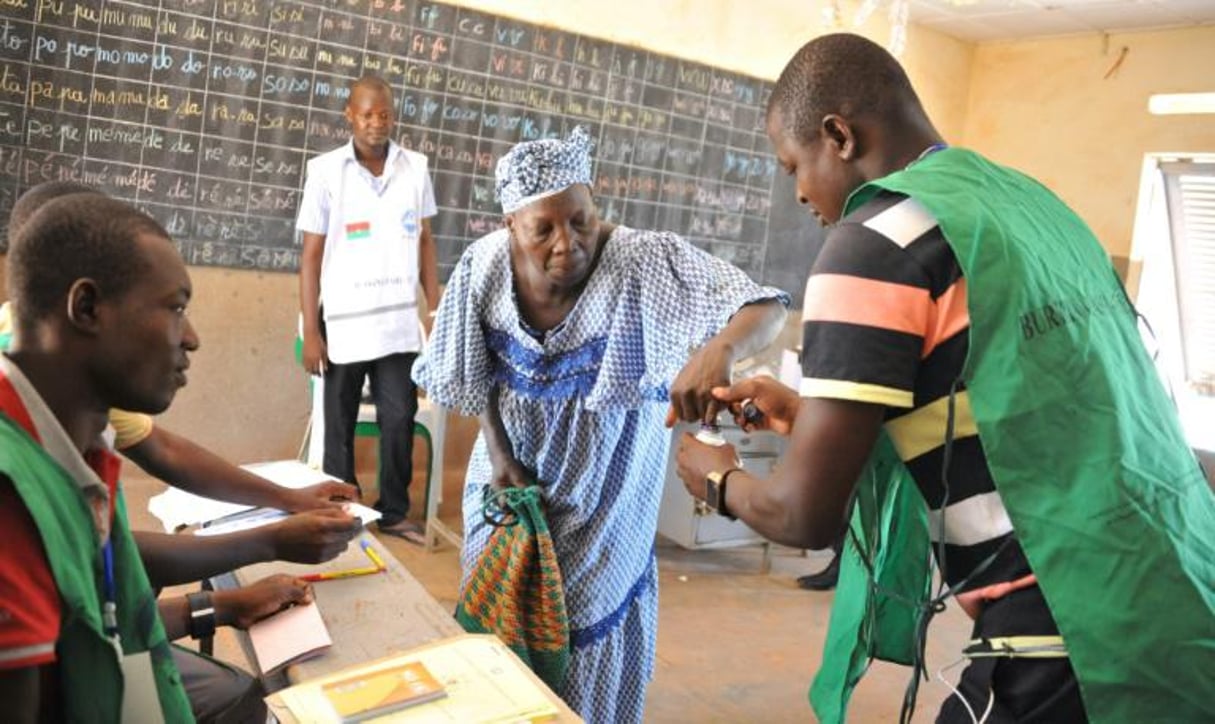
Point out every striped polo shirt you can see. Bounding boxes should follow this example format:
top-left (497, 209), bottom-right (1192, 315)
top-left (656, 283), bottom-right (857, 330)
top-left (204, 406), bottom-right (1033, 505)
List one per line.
top-left (801, 190), bottom-right (1032, 593)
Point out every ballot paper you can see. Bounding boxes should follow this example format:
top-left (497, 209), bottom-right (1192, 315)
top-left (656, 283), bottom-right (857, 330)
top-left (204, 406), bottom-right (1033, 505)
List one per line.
top-left (194, 502), bottom-right (382, 537)
top-left (147, 460), bottom-right (350, 532)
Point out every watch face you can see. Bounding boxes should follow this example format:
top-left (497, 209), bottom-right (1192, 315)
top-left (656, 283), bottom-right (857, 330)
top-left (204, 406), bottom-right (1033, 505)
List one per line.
top-left (705, 472), bottom-right (723, 510)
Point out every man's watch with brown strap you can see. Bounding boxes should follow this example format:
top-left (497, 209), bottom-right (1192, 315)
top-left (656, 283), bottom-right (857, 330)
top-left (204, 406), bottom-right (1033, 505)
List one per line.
top-left (705, 467), bottom-right (743, 521)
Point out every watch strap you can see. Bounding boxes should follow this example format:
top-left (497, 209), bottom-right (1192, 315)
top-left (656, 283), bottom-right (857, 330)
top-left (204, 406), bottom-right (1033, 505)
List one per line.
top-left (186, 590), bottom-right (216, 640)
top-left (705, 467), bottom-right (743, 521)
top-left (716, 467), bottom-right (743, 521)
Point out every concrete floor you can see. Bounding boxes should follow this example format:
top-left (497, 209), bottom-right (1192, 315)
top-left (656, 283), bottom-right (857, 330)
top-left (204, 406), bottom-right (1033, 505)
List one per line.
top-left (125, 442), bottom-right (974, 723)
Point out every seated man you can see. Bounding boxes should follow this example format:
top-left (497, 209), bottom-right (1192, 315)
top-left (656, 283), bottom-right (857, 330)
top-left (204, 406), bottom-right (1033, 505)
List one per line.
top-left (0, 183), bottom-right (366, 721)
top-left (2, 181), bottom-right (358, 514)
top-left (0, 194), bottom-right (359, 721)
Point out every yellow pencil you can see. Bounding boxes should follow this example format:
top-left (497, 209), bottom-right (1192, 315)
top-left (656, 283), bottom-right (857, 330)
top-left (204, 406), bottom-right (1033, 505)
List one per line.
top-left (300, 566), bottom-right (382, 583)
top-left (361, 538), bottom-right (388, 571)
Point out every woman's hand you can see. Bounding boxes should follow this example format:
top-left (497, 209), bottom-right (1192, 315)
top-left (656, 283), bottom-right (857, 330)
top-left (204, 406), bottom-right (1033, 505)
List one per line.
top-left (489, 455), bottom-right (534, 491)
top-left (667, 339), bottom-right (736, 427)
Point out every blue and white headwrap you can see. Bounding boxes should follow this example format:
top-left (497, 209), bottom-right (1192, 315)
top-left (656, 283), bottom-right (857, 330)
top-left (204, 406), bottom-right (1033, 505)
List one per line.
top-left (494, 126), bottom-right (594, 214)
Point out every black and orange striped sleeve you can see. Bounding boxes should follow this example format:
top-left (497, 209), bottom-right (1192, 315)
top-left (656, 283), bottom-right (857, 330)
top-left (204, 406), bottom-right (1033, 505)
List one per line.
top-left (800, 192), bottom-right (963, 409)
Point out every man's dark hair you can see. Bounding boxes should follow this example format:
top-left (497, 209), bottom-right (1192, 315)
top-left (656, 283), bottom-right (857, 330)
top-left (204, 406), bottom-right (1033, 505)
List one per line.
top-left (2, 181), bottom-right (101, 253)
top-left (10, 181), bottom-right (101, 235)
top-left (349, 74), bottom-right (393, 100)
top-left (768, 33), bottom-right (924, 143)
top-left (7, 194), bottom-right (168, 325)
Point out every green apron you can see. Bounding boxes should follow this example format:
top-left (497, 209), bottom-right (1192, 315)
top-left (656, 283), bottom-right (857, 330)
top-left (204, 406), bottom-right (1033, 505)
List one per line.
top-left (812, 148), bottom-right (1215, 723)
top-left (0, 414), bottom-right (194, 723)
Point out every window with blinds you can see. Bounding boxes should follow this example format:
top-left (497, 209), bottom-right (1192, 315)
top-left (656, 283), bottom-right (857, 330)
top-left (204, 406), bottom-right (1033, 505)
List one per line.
top-left (1160, 160), bottom-right (1215, 397)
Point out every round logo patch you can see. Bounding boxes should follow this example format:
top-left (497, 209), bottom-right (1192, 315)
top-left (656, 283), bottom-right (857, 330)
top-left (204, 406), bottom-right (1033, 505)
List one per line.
top-left (402, 209), bottom-right (419, 235)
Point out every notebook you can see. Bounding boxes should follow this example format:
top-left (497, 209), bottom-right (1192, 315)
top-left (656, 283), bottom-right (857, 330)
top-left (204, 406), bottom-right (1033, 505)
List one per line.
top-left (321, 660), bottom-right (447, 722)
top-left (248, 602), bottom-right (332, 675)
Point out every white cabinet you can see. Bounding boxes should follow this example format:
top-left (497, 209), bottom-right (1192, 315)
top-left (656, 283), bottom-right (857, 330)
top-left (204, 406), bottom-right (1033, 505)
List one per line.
top-left (657, 420), bottom-right (784, 563)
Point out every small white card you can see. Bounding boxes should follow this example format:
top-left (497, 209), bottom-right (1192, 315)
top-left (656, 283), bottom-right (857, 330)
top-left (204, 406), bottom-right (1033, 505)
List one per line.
top-left (341, 502), bottom-right (382, 526)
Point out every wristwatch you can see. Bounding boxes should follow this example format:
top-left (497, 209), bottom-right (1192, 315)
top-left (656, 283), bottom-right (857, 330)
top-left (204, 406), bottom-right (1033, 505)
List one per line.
top-left (704, 468), bottom-right (741, 521)
top-left (186, 590), bottom-right (216, 640)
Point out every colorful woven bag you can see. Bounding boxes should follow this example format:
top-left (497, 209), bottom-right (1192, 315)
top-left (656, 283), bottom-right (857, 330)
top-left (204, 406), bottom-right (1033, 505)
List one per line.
top-left (455, 485), bottom-right (570, 692)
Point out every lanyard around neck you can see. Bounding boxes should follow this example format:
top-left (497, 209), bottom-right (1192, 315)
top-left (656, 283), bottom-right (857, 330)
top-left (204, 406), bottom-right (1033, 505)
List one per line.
top-left (102, 539), bottom-right (121, 652)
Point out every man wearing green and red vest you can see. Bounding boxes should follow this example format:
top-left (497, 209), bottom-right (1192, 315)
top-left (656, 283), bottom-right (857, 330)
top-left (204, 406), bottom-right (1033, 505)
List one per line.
top-left (676, 33), bottom-right (1214, 723)
top-left (0, 194), bottom-right (203, 721)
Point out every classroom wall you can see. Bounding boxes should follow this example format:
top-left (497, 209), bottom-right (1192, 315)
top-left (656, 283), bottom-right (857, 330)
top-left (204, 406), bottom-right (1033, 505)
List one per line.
top-left (960, 25), bottom-right (1215, 272)
top-left (137, 1), bottom-right (975, 463)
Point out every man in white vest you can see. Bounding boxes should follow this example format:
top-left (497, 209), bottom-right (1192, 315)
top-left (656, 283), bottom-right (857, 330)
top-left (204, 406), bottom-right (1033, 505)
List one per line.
top-left (297, 76), bottom-right (440, 543)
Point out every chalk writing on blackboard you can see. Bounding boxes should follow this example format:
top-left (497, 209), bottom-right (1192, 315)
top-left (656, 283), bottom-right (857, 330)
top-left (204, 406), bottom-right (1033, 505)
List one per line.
top-left (0, 0), bottom-right (821, 295)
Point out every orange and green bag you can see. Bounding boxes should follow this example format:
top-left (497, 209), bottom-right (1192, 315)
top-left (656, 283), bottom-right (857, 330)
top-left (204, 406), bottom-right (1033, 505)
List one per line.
top-left (455, 485), bottom-right (570, 692)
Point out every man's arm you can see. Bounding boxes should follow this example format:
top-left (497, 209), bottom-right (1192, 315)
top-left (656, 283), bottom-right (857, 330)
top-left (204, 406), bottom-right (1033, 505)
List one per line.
top-left (676, 395), bottom-right (884, 549)
top-left (727, 398), bottom-right (883, 549)
top-left (418, 218), bottom-right (440, 324)
top-left (157, 574), bottom-right (313, 640)
top-left (134, 509), bottom-right (361, 587)
top-left (122, 427), bottom-right (355, 512)
top-left (300, 231), bottom-right (327, 376)
top-left (667, 299), bottom-right (787, 424)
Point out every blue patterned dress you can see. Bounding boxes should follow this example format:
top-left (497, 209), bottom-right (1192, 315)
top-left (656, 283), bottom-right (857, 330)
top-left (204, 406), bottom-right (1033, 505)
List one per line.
top-left (413, 226), bottom-right (786, 723)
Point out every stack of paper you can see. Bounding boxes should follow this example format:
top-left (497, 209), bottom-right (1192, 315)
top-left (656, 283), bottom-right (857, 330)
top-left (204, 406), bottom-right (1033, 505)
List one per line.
top-left (267, 634), bottom-right (574, 723)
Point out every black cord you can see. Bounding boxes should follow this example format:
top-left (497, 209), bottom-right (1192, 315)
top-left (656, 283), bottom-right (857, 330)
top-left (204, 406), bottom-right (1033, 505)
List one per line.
top-left (897, 376), bottom-right (962, 723)
top-left (481, 485), bottom-right (522, 528)
top-left (841, 375), bottom-right (1015, 723)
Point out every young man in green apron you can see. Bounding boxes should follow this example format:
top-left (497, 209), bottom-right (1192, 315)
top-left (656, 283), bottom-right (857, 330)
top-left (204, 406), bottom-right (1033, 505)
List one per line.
top-left (676, 33), bottom-right (1214, 723)
top-left (0, 182), bottom-right (363, 723)
top-left (0, 194), bottom-right (200, 721)
top-left (0, 195), bottom-right (345, 722)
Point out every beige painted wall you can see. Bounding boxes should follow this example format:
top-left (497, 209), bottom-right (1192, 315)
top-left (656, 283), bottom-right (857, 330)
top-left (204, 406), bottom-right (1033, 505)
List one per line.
top-left (961, 26), bottom-right (1215, 262)
top-left (154, 269), bottom-right (308, 462)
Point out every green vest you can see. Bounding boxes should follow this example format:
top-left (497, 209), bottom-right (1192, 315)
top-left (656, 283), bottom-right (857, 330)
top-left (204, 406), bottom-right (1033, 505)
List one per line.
top-left (0, 414), bottom-right (194, 723)
top-left (812, 148), bottom-right (1215, 723)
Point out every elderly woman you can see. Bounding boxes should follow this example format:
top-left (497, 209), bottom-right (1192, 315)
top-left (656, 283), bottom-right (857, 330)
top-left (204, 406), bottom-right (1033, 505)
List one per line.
top-left (413, 127), bottom-right (788, 722)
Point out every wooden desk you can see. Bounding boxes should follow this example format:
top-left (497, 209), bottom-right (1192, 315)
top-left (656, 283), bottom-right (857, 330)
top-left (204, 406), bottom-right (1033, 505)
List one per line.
top-left (212, 532), bottom-right (462, 690)
top-left (215, 532), bottom-right (580, 722)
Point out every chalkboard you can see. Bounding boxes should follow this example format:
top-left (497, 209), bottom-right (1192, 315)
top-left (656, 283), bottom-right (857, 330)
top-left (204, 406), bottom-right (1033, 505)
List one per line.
top-left (0, 0), bottom-right (823, 296)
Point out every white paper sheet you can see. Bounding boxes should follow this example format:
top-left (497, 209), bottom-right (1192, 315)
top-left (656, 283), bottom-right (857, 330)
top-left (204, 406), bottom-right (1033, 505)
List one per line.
top-left (247, 602), bottom-right (332, 675)
top-left (146, 460), bottom-right (341, 532)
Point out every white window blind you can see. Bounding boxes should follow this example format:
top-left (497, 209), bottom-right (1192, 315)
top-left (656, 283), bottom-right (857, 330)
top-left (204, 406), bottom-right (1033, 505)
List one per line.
top-left (1161, 160), bottom-right (1215, 396)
